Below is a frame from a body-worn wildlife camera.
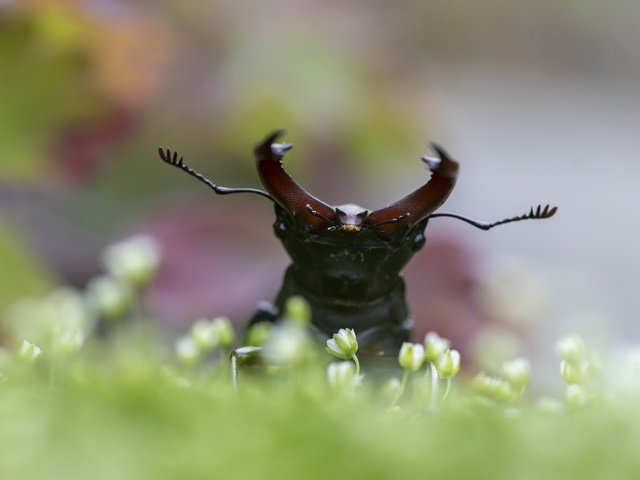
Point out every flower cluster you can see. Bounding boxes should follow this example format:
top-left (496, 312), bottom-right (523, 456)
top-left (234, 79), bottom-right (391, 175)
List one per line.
top-left (385, 332), bottom-right (462, 409)
top-left (471, 358), bottom-right (531, 406)
top-left (556, 335), bottom-right (592, 409)
top-left (175, 317), bottom-right (235, 366)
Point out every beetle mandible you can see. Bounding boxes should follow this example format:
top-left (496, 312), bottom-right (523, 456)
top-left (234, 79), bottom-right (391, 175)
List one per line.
top-left (159, 130), bottom-right (556, 355)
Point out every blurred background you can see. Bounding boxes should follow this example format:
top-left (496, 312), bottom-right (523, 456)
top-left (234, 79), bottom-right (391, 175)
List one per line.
top-left (1, 0), bottom-right (639, 379)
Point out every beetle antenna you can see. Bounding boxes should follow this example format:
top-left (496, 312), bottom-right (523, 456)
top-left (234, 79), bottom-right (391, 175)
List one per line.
top-left (158, 147), bottom-right (274, 201)
top-left (429, 204), bottom-right (557, 231)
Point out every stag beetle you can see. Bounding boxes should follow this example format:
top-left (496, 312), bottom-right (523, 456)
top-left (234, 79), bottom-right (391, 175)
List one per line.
top-left (159, 130), bottom-right (556, 355)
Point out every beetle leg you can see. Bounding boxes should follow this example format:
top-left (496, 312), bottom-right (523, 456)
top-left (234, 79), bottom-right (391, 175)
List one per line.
top-left (158, 147), bottom-right (274, 200)
top-left (429, 204), bottom-right (558, 230)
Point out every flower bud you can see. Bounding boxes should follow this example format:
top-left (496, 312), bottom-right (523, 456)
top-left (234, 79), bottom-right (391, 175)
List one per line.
top-left (190, 319), bottom-right (219, 350)
top-left (87, 275), bottom-right (131, 319)
top-left (190, 317), bottom-right (235, 351)
top-left (326, 361), bottom-right (356, 390)
top-left (560, 360), bottom-right (586, 385)
top-left (436, 349), bottom-right (461, 378)
top-left (18, 340), bottom-right (43, 364)
top-left (380, 377), bottom-right (402, 403)
top-left (472, 372), bottom-right (516, 404)
top-left (244, 322), bottom-right (272, 347)
top-left (423, 332), bottom-right (450, 363)
top-left (501, 358), bottom-right (531, 390)
top-left (212, 317), bottom-right (235, 348)
top-left (326, 328), bottom-right (358, 360)
top-left (556, 335), bottom-right (586, 365)
top-left (534, 397), bottom-right (564, 415)
top-left (284, 296), bottom-right (311, 326)
top-left (102, 235), bottom-right (160, 287)
top-left (398, 342), bottom-right (425, 371)
top-left (175, 336), bottom-right (201, 366)
top-left (52, 329), bottom-right (85, 356)
top-left (262, 324), bottom-right (312, 366)
top-left (565, 384), bottom-right (588, 409)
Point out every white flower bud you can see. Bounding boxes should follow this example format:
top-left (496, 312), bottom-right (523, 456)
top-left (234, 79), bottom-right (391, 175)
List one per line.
top-left (472, 372), bottom-right (516, 404)
top-left (244, 322), bottom-right (272, 347)
top-left (560, 360), bottom-right (586, 385)
top-left (212, 317), bottom-right (235, 348)
top-left (436, 349), bottom-right (461, 379)
top-left (284, 296), bottom-right (311, 326)
top-left (423, 332), bottom-right (450, 363)
top-left (190, 319), bottom-right (219, 350)
top-left (556, 335), bottom-right (587, 365)
top-left (52, 329), bottom-right (85, 356)
top-left (262, 324), bottom-right (312, 366)
top-left (327, 361), bottom-right (356, 390)
top-left (398, 342), bottom-right (425, 371)
top-left (534, 397), bottom-right (564, 415)
top-left (102, 235), bottom-right (160, 287)
top-left (47, 288), bottom-right (93, 332)
top-left (565, 384), bottom-right (588, 409)
top-left (380, 377), bottom-right (402, 403)
top-left (87, 275), bottom-right (131, 319)
top-left (326, 328), bottom-right (358, 360)
top-left (18, 340), bottom-right (43, 364)
top-left (175, 336), bottom-right (201, 366)
top-left (501, 358), bottom-right (531, 390)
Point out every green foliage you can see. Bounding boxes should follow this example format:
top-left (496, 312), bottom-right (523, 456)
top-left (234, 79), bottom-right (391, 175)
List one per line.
top-left (0, 219), bottom-right (53, 308)
top-left (0, 9), bottom-right (101, 179)
top-left (1, 348), bottom-right (640, 480)
top-left (1, 236), bottom-right (640, 479)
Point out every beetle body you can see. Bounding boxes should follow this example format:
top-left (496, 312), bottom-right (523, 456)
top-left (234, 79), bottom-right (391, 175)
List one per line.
top-left (159, 130), bottom-right (556, 355)
top-left (266, 204), bottom-right (430, 352)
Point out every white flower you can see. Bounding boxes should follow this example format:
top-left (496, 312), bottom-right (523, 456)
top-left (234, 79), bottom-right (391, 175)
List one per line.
top-left (52, 329), bottom-right (85, 356)
top-left (380, 377), bottom-right (402, 403)
top-left (326, 328), bottom-right (358, 360)
top-left (262, 324), bottom-right (312, 366)
top-left (175, 336), bottom-right (201, 366)
top-left (472, 372), bottom-right (516, 404)
top-left (102, 235), bottom-right (160, 287)
top-left (556, 335), bottom-right (587, 365)
top-left (398, 342), bottom-right (425, 371)
top-left (244, 322), bottom-right (272, 347)
top-left (565, 384), bottom-right (588, 409)
top-left (86, 275), bottom-right (131, 319)
top-left (190, 317), bottom-right (235, 350)
top-left (501, 358), bottom-right (531, 390)
top-left (326, 361), bottom-right (356, 390)
top-left (18, 340), bottom-right (43, 364)
top-left (284, 296), bottom-right (311, 326)
top-left (423, 332), bottom-right (450, 363)
top-left (560, 360), bottom-right (586, 385)
top-left (435, 349), bottom-right (461, 378)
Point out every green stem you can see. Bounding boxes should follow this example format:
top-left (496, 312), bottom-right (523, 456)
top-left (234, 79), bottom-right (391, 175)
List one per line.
top-left (391, 370), bottom-right (410, 407)
top-left (429, 363), bottom-right (439, 411)
top-left (352, 354), bottom-right (360, 379)
top-left (441, 378), bottom-right (452, 402)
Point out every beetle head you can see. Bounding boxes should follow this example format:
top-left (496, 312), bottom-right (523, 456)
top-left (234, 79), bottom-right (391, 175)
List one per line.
top-left (255, 130), bottom-right (459, 242)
